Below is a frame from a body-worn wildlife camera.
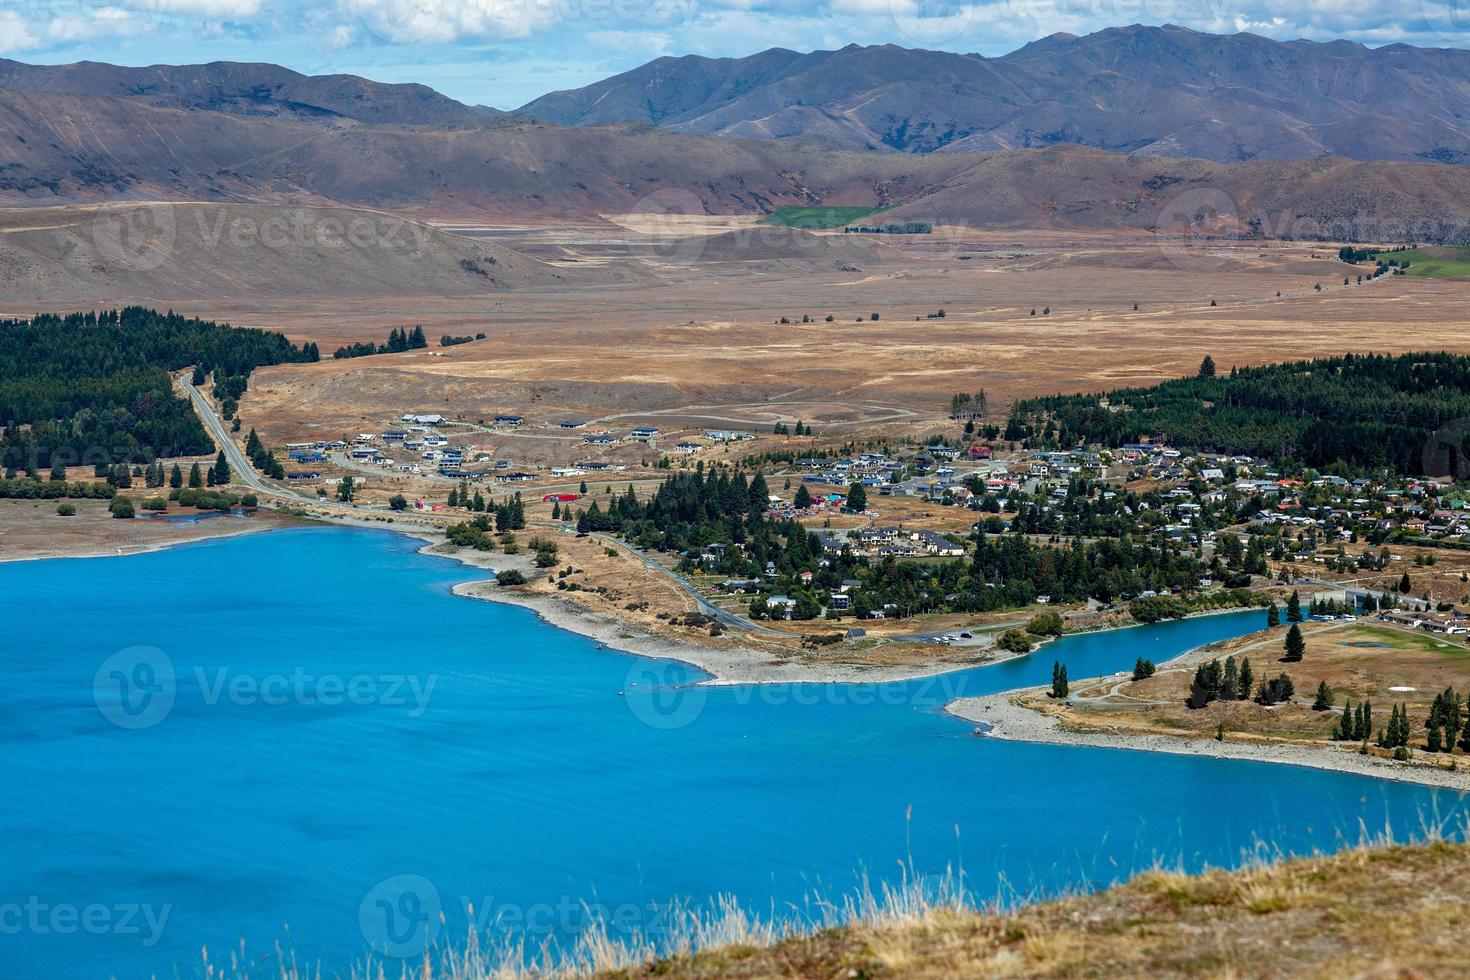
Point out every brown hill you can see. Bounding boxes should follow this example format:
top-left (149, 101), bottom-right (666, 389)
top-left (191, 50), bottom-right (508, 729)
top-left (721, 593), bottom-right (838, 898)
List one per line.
top-left (4, 66), bottom-right (1470, 242)
top-left (520, 26), bottom-right (1470, 164)
top-left (0, 92), bottom-right (969, 220)
top-left (0, 57), bottom-right (502, 128)
top-left (879, 146), bottom-right (1470, 241)
top-left (0, 203), bottom-right (644, 306)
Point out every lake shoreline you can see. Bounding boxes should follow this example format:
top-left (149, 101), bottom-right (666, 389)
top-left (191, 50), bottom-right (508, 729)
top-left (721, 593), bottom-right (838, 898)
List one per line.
top-left (0, 511), bottom-right (278, 564)
top-left (946, 633), bottom-right (1470, 793)
top-left (408, 529), bottom-right (1042, 686)
top-left (16, 515), bottom-right (1466, 792)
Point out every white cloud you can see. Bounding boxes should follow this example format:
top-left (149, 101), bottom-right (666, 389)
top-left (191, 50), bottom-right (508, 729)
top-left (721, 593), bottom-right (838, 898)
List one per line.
top-left (0, 11), bottom-right (41, 53)
top-left (344, 0), bottom-right (561, 44)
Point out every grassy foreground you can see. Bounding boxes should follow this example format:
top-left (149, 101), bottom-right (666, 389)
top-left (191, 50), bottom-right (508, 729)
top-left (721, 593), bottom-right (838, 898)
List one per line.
top-left (300, 840), bottom-right (1470, 979)
top-left (601, 842), bottom-right (1470, 979)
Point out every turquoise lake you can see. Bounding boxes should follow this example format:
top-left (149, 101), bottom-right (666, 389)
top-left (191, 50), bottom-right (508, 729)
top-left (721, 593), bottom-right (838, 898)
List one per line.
top-left (3, 526), bottom-right (1464, 978)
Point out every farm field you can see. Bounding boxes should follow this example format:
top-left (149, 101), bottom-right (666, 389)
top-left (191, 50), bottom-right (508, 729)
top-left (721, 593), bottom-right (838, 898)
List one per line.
top-left (760, 204), bottom-right (887, 228)
top-left (1377, 246), bottom-right (1470, 278)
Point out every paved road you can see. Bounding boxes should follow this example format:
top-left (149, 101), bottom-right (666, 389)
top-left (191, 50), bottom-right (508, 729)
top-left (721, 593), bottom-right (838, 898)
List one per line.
top-left (179, 371), bottom-right (282, 498)
top-left (589, 532), bottom-right (786, 636)
top-left (178, 371), bottom-right (383, 520)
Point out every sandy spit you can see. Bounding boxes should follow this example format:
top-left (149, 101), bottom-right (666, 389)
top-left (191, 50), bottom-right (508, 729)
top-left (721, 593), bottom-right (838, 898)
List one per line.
top-left (947, 670), bottom-right (1470, 794)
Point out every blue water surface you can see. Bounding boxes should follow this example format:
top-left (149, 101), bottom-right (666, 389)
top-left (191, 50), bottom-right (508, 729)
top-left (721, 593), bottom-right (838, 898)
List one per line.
top-left (1, 526), bottom-right (1462, 978)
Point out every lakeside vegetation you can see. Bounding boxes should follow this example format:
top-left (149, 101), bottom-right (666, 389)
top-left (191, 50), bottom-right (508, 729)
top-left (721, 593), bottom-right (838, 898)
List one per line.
top-left (1044, 613), bottom-right (1470, 774)
top-left (1009, 352), bottom-right (1470, 474)
top-left (0, 308), bottom-right (317, 473)
top-left (566, 468), bottom-right (1250, 622)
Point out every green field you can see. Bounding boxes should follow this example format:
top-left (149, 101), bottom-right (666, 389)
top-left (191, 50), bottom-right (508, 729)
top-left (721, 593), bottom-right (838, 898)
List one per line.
top-left (760, 205), bottom-right (887, 229)
top-left (1374, 246), bottom-right (1470, 278)
top-left (1345, 624), bottom-right (1467, 656)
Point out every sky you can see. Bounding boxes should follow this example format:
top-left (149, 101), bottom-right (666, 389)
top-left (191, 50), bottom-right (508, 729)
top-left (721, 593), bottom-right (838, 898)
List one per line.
top-left (4, 0), bottom-right (1470, 110)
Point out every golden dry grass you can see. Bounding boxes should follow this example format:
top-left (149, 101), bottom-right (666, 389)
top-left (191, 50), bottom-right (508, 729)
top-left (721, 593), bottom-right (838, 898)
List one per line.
top-left (598, 842), bottom-right (1470, 979)
top-left (0, 496), bottom-right (293, 562)
top-left (1035, 621), bottom-right (1470, 758)
top-left (172, 236), bottom-right (1470, 449)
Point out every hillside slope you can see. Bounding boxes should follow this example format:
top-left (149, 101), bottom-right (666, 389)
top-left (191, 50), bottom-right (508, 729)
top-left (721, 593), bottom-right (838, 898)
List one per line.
top-left (520, 26), bottom-right (1470, 164)
top-left (0, 57), bottom-right (501, 127)
top-left (6, 57), bottom-right (1470, 238)
top-left (0, 203), bottom-right (643, 305)
top-left (601, 842), bottom-right (1470, 979)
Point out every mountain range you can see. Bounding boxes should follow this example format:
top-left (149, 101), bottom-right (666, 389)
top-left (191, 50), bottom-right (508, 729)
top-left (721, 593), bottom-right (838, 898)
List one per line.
top-left (0, 57), bottom-right (503, 128)
top-left (520, 25), bottom-right (1470, 164)
top-left (4, 28), bottom-right (1470, 241)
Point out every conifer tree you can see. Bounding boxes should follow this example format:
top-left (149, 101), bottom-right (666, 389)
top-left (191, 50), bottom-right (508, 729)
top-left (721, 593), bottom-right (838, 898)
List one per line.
top-left (1286, 590), bottom-right (1303, 623)
top-left (170, 463), bottom-right (183, 489)
top-left (188, 462), bottom-right (203, 488)
top-left (1220, 656), bottom-right (1238, 700)
top-left (1313, 681), bottom-right (1333, 711)
top-left (1283, 623), bottom-right (1305, 662)
top-left (1050, 661), bottom-right (1069, 699)
top-left (1267, 604), bottom-right (1280, 628)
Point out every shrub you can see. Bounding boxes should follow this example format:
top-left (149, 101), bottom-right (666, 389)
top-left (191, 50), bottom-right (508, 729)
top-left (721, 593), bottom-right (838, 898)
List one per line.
top-left (495, 569), bottom-right (527, 587)
top-left (1026, 610), bottom-right (1064, 636)
top-left (109, 496), bottom-right (136, 519)
top-left (997, 629), bottom-right (1032, 653)
top-left (56, 502), bottom-right (76, 516)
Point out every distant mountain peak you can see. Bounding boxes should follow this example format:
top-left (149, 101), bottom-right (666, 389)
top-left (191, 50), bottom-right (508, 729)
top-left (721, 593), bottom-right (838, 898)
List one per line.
top-left (517, 27), bottom-right (1470, 164)
top-left (0, 58), bottom-right (495, 129)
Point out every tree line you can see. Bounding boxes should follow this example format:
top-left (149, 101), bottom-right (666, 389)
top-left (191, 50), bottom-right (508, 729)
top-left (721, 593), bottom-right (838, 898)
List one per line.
top-left (0, 308), bottom-right (316, 473)
top-left (1008, 352), bottom-right (1470, 474)
top-left (332, 326), bottom-right (428, 359)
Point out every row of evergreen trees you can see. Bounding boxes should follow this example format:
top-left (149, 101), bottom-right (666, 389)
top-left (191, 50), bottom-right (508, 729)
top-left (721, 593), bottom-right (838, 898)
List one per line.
top-left (332, 326), bottom-right (428, 359)
top-left (1186, 656), bottom-right (1255, 708)
top-left (241, 429), bottom-right (282, 480)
